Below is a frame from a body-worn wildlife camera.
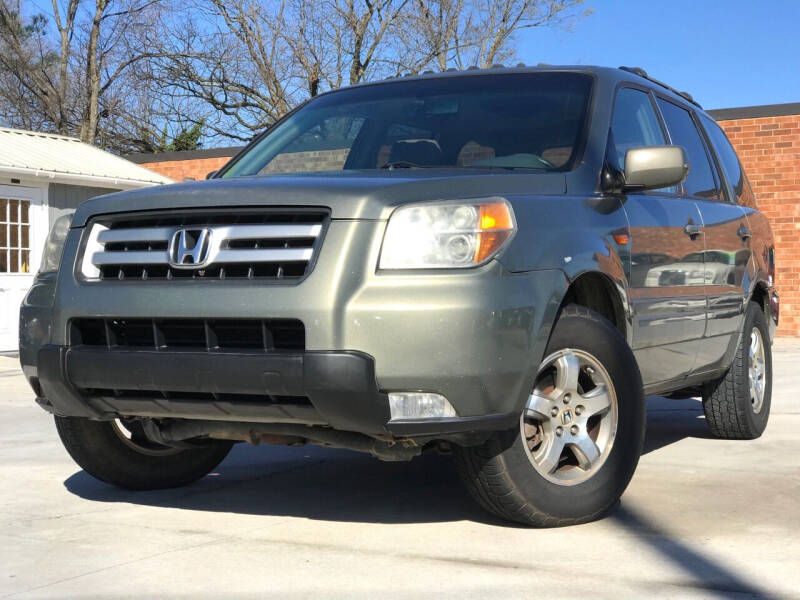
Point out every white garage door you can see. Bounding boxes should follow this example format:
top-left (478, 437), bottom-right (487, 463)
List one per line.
top-left (0, 185), bottom-right (46, 352)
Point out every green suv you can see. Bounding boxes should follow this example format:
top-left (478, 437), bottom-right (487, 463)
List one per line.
top-left (20, 66), bottom-right (777, 526)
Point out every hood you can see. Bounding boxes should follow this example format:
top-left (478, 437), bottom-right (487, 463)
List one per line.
top-left (71, 169), bottom-right (567, 226)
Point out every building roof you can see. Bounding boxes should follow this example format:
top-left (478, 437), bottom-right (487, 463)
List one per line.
top-left (126, 146), bottom-right (244, 164)
top-left (0, 127), bottom-right (174, 188)
top-left (706, 102), bottom-right (800, 121)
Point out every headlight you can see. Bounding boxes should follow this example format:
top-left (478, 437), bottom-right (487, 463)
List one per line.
top-left (379, 198), bottom-right (516, 269)
top-left (39, 213), bottom-right (73, 274)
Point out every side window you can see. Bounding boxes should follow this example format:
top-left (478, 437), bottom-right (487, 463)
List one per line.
top-left (610, 88), bottom-right (666, 172)
top-left (656, 99), bottom-right (721, 200)
top-left (699, 114), bottom-right (757, 208)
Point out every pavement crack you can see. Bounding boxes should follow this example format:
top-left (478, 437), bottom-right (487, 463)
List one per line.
top-left (1, 536), bottom-right (229, 599)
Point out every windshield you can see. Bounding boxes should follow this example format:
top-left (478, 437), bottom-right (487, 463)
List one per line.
top-left (222, 72), bottom-right (593, 177)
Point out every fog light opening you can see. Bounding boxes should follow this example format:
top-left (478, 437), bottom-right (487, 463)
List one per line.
top-left (388, 392), bottom-right (457, 420)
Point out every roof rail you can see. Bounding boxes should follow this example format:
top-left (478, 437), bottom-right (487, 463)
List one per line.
top-left (618, 66), bottom-right (702, 109)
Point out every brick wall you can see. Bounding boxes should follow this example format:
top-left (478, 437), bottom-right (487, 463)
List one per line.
top-left (262, 148), bottom-right (350, 173)
top-left (716, 111), bottom-right (800, 336)
top-left (137, 155), bottom-right (232, 182)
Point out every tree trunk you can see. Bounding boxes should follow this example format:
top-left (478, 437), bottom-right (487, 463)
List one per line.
top-left (81, 0), bottom-right (107, 144)
top-left (349, 35), bottom-right (364, 85)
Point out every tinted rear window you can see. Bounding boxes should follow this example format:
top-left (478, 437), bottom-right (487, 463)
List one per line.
top-left (657, 99), bottom-right (721, 200)
top-left (699, 113), bottom-right (757, 207)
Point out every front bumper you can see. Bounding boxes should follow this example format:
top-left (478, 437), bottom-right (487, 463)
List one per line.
top-left (21, 219), bottom-right (568, 441)
top-left (33, 344), bottom-right (518, 440)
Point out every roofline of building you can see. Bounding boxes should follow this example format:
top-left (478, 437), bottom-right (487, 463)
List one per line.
top-left (0, 165), bottom-right (171, 189)
top-left (0, 126), bottom-right (82, 143)
top-left (707, 102), bottom-right (800, 121)
top-left (125, 146), bottom-right (245, 164)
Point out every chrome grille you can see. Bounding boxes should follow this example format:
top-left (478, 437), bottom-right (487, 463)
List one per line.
top-left (80, 211), bottom-right (327, 281)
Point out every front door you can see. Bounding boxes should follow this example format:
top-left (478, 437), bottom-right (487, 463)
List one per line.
top-left (609, 87), bottom-right (706, 386)
top-left (625, 196), bottom-right (707, 384)
top-left (0, 185), bottom-right (47, 352)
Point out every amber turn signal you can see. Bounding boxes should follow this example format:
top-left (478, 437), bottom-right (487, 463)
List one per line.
top-left (476, 202), bottom-right (516, 263)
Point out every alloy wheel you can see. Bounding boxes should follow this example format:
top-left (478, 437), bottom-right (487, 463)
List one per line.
top-left (521, 349), bottom-right (618, 485)
top-left (111, 418), bottom-right (182, 456)
top-left (749, 327), bottom-right (766, 414)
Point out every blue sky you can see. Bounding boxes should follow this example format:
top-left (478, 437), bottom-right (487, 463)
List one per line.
top-left (517, 0), bottom-right (800, 110)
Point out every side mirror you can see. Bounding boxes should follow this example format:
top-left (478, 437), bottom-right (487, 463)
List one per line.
top-left (205, 170), bottom-right (218, 180)
top-left (624, 146), bottom-right (688, 191)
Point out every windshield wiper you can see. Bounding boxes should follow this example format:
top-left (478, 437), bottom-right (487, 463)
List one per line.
top-left (466, 165), bottom-right (548, 171)
top-left (380, 160), bottom-right (430, 169)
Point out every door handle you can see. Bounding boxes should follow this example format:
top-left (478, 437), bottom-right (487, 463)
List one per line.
top-left (683, 223), bottom-right (704, 237)
top-left (737, 224), bottom-right (752, 240)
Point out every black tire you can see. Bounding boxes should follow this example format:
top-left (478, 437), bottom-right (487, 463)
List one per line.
top-left (55, 416), bottom-right (233, 490)
top-left (702, 301), bottom-right (772, 440)
top-left (454, 305), bottom-right (646, 527)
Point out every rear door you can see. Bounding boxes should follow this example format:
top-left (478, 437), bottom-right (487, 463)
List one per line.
top-left (611, 87), bottom-right (706, 386)
top-left (697, 112), bottom-right (757, 366)
top-left (655, 98), bottom-right (751, 372)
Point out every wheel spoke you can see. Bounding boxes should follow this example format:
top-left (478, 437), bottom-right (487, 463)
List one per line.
top-left (522, 348), bottom-right (619, 485)
top-left (571, 435), bottom-right (600, 470)
top-left (750, 330), bottom-right (759, 358)
top-left (580, 384), bottom-right (612, 418)
top-left (525, 392), bottom-right (553, 420)
top-left (553, 352), bottom-right (581, 395)
top-left (533, 435), bottom-right (565, 474)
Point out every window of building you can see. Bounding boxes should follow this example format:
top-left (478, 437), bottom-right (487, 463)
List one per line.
top-left (0, 198), bottom-right (31, 273)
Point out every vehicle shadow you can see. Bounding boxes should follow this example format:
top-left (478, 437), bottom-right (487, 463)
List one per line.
top-left (612, 505), bottom-right (776, 599)
top-left (643, 394), bottom-right (713, 455)
top-left (65, 395), bottom-right (717, 525)
top-left (65, 443), bottom-right (497, 525)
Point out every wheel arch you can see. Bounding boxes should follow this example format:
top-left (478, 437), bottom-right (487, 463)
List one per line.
top-left (750, 280), bottom-right (769, 312)
top-left (748, 277), bottom-right (778, 342)
top-left (558, 270), bottom-right (631, 345)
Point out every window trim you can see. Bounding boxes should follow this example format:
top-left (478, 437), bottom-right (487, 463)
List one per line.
top-left (0, 197), bottom-right (33, 275)
top-left (687, 107), bottom-right (731, 204)
top-left (606, 82), bottom-right (684, 199)
top-left (653, 94), bottom-right (725, 203)
top-left (695, 112), bottom-right (744, 205)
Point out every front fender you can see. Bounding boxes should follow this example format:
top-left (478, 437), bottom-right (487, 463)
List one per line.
top-left (499, 195), bottom-right (628, 276)
top-left (499, 194), bottom-right (630, 335)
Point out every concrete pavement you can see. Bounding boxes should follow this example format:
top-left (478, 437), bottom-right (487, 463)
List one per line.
top-left (1, 342), bottom-right (798, 599)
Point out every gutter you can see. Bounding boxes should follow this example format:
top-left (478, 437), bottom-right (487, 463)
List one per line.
top-left (0, 165), bottom-right (173, 190)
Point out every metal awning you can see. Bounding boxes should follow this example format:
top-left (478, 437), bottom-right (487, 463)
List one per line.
top-left (0, 127), bottom-right (173, 189)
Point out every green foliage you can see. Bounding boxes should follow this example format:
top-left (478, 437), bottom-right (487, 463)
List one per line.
top-left (150, 120), bottom-right (205, 153)
top-left (165, 119), bottom-right (204, 152)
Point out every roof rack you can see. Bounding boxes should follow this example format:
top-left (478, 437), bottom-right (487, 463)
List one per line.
top-left (618, 66), bottom-right (702, 109)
